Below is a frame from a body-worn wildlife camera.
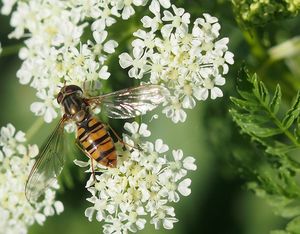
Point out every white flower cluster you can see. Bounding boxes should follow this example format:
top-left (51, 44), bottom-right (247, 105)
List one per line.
top-left (119, 2), bottom-right (234, 123)
top-left (2, 0), bottom-right (167, 123)
top-left (2, 0), bottom-right (234, 125)
top-left (75, 122), bottom-right (196, 233)
top-left (0, 124), bottom-right (63, 234)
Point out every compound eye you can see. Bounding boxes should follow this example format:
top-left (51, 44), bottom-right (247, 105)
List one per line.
top-left (65, 85), bottom-right (83, 94)
top-left (57, 92), bottom-right (63, 104)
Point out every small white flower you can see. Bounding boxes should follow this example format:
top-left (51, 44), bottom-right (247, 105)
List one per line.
top-left (81, 122), bottom-right (196, 233)
top-left (0, 123), bottom-right (26, 157)
top-left (119, 47), bottom-right (148, 79)
top-left (124, 121), bottom-right (151, 139)
top-left (150, 204), bottom-right (178, 230)
top-left (162, 96), bottom-right (187, 123)
top-left (1, 0), bottom-right (17, 15)
top-left (141, 0), bottom-right (162, 32)
top-left (30, 89), bottom-right (59, 123)
top-left (119, 8), bottom-right (234, 123)
top-left (0, 124), bottom-right (63, 233)
top-left (194, 74), bottom-right (226, 100)
top-left (117, 0), bottom-right (147, 20)
top-left (161, 5), bottom-right (190, 38)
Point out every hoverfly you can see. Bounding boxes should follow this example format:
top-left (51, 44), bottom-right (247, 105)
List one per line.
top-left (25, 84), bottom-right (167, 203)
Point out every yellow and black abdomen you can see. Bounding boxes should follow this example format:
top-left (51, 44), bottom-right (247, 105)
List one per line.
top-left (77, 116), bottom-right (117, 168)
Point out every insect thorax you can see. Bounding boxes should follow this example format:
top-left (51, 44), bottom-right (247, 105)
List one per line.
top-left (62, 93), bottom-right (89, 123)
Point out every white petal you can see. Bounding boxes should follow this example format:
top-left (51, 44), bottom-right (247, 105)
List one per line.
top-left (139, 123), bottom-right (150, 137)
top-left (124, 122), bottom-right (139, 134)
top-left (163, 218), bottom-right (177, 229)
top-left (193, 87), bottom-right (208, 100)
top-left (159, 0), bottom-right (171, 8)
top-left (150, 0), bottom-right (160, 13)
top-left (99, 66), bottom-right (110, 80)
top-left (183, 156), bottom-right (197, 170)
top-left (225, 51), bottom-right (234, 64)
top-left (30, 102), bottom-right (45, 115)
top-left (122, 5), bottom-right (135, 20)
top-left (182, 95), bottom-right (196, 109)
top-left (178, 109), bottom-right (187, 122)
top-left (85, 207), bottom-right (95, 221)
top-left (172, 149), bottom-right (183, 161)
top-left (136, 218), bottom-right (146, 229)
top-left (128, 67), bottom-right (139, 78)
top-left (119, 53), bottom-right (133, 68)
top-left (73, 159), bottom-right (90, 167)
top-left (178, 178), bottom-right (192, 196)
top-left (132, 46), bottom-right (143, 59)
top-left (35, 213), bottom-right (46, 225)
top-left (215, 76), bottom-right (226, 86)
top-left (162, 10), bottom-right (173, 21)
top-left (155, 139), bottom-right (169, 153)
top-left (211, 87), bottom-right (223, 99)
top-left (15, 131), bottom-right (26, 142)
top-left (28, 144), bottom-right (39, 158)
top-left (104, 40), bottom-right (118, 54)
top-left (141, 16), bottom-right (153, 28)
top-left (44, 107), bottom-right (57, 123)
top-left (54, 201), bottom-right (64, 214)
top-left (93, 31), bottom-right (108, 44)
top-left (161, 24), bottom-right (173, 38)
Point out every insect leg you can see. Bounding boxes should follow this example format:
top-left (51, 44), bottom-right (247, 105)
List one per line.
top-left (75, 140), bottom-right (96, 182)
top-left (103, 123), bottom-right (140, 151)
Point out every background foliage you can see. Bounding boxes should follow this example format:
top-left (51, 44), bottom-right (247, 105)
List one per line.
top-left (1, 0), bottom-right (300, 233)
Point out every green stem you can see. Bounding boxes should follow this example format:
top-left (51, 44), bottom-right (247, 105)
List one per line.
top-left (1, 43), bottom-right (23, 57)
top-left (26, 117), bottom-right (44, 142)
top-left (242, 28), bottom-right (267, 61)
top-left (272, 114), bottom-right (300, 147)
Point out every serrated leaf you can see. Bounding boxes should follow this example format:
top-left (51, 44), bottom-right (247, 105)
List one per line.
top-left (230, 97), bottom-right (259, 110)
top-left (282, 91), bottom-right (300, 129)
top-left (258, 81), bottom-right (270, 105)
top-left (238, 90), bottom-right (259, 103)
top-left (266, 144), bottom-right (298, 155)
top-left (230, 111), bottom-right (271, 125)
top-left (251, 127), bottom-right (282, 137)
top-left (230, 71), bottom-right (300, 234)
top-left (253, 77), bottom-right (270, 105)
top-left (269, 84), bottom-right (282, 114)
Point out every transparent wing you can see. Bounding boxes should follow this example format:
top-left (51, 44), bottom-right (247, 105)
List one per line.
top-left (25, 118), bottom-right (66, 204)
top-left (86, 85), bottom-right (168, 119)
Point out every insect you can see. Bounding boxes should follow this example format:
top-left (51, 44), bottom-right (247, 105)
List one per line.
top-left (25, 84), bottom-right (167, 203)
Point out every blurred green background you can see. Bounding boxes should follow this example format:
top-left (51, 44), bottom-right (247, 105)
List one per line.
top-left (1, 0), bottom-right (300, 233)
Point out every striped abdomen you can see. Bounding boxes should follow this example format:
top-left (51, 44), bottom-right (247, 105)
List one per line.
top-left (77, 116), bottom-right (117, 168)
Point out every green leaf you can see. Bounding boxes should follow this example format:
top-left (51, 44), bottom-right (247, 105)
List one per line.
top-left (269, 84), bottom-right (282, 114)
top-left (230, 70), bottom-right (300, 233)
top-left (266, 144), bottom-right (298, 155)
top-left (287, 216), bottom-right (300, 233)
top-left (295, 117), bottom-right (300, 143)
top-left (230, 97), bottom-right (259, 110)
top-left (282, 91), bottom-right (300, 129)
top-left (230, 71), bottom-right (300, 157)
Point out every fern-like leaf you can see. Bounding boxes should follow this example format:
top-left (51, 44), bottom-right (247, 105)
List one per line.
top-left (230, 69), bottom-right (300, 233)
top-left (230, 69), bottom-right (300, 157)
